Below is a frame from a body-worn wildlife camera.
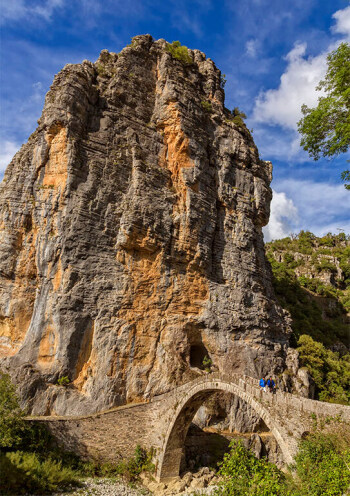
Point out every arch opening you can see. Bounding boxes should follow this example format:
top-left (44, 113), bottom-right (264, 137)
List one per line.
top-left (183, 393), bottom-right (273, 472)
top-left (157, 382), bottom-right (289, 482)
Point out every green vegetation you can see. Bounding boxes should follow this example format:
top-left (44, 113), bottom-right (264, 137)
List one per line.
top-left (202, 355), bottom-right (213, 373)
top-left (95, 62), bottom-right (108, 77)
top-left (57, 375), bottom-right (70, 386)
top-left (201, 100), bottom-right (213, 112)
top-left (214, 440), bottom-right (286, 495)
top-left (297, 43), bottom-right (350, 189)
top-left (297, 335), bottom-right (350, 404)
top-left (1, 451), bottom-right (77, 495)
top-left (74, 444), bottom-right (154, 482)
top-left (292, 429), bottom-right (350, 495)
top-left (166, 41), bottom-right (193, 64)
top-left (265, 231), bottom-right (350, 404)
top-left (226, 107), bottom-right (247, 128)
top-left (0, 372), bottom-right (26, 449)
top-left (0, 372), bottom-right (154, 494)
top-left (214, 430), bottom-right (350, 495)
top-left (113, 445), bottom-right (154, 482)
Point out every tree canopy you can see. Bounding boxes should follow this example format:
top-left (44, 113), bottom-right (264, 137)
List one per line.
top-left (297, 42), bottom-right (350, 189)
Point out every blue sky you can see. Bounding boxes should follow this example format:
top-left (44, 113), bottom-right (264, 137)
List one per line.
top-left (1, 0), bottom-right (349, 240)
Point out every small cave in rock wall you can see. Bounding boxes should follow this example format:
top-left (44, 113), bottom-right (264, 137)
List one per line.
top-left (190, 343), bottom-right (209, 369)
top-left (185, 324), bottom-right (210, 370)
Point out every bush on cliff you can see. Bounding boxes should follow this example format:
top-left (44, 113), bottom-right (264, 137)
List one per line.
top-left (265, 232), bottom-right (350, 405)
top-left (166, 41), bottom-right (193, 64)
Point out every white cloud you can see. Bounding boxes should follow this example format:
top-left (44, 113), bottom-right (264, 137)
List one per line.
top-left (252, 4), bottom-right (350, 162)
top-left (251, 125), bottom-right (307, 162)
top-left (265, 179), bottom-right (350, 240)
top-left (1, 0), bottom-right (26, 21)
top-left (253, 42), bottom-right (327, 130)
top-left (0, 0), bottom-right (64, 24)
top-left (332, 5), bottom-right (350, 38)
top-left (245, 39), bottom-right (258, 58)
top-left (263, 190), bottom-right (299, 242)
top-left (32, 0), bottom-right (64, 20)
top-left (0, 141), bottom-right (20, 174)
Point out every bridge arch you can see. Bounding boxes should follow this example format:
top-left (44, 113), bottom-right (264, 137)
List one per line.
top-left (157, 378), bottom-right (294, 482)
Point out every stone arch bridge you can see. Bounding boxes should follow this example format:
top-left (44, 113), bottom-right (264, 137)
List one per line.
top-left (31, 373), bottom-right (350, 482)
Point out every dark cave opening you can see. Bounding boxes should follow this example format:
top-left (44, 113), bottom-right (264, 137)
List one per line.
top-left (190, 343), bottom-right (209, 369)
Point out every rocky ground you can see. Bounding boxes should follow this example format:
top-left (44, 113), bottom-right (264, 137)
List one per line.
top-left (32, 469), bottom-right (218, 496)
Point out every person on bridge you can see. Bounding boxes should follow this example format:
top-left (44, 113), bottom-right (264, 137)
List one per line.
top-left (259, 377), bottom-right (266, 392)
top-left (267, 377), bottom-right (275, 393)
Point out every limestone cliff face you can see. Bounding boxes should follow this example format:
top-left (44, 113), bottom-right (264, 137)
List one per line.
top-left (0, 35), bottom-right (291, 415)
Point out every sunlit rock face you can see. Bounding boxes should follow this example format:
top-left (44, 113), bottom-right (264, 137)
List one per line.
top-left (0, 35), bottom-right (291, 415)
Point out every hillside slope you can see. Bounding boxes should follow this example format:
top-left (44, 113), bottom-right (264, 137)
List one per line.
top-left (266, 231), bottom-right (350, 404)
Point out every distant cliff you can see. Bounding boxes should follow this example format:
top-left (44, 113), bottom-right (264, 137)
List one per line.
top-left (266, 230), bottom-right (350, 348)
top-left (266, 231), bottom-right (350, 404)
top-left (0, 35), bottom-right (291, 415)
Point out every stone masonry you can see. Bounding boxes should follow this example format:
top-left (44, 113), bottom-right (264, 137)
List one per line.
top-left (29, 373), bottom-right (350, 482)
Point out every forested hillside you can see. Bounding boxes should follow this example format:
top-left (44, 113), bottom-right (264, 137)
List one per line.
top-left (265, 231), bottom-right (350, 404)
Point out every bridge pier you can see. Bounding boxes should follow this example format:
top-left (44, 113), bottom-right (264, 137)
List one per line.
top-left (157, 447), bottom-right (183, 482)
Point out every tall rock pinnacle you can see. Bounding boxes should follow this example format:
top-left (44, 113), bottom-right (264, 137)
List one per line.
top-left (0, 35), bottom-right (291, 415)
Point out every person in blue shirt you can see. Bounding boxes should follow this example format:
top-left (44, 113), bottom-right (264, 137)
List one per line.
top-left (259, 377), bottom-right (266, 392)
top-left (267, 377), bottom-right (275, 393)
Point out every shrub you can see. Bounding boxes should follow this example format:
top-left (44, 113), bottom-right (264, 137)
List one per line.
top-left (265, 233), bottom-right (350, 347)
top-left (213, 434), bottom-right (350, 496)
top-left (96, 62), bottom-right (108, 76)
top-left (0, 372), bottom-right (26, 449)
top-left (57, 376), bottom-right (70, 386)
top-left (202, 355), bottom-right (212, 373)
top-left (225, 107), bottom-right (247, 128)
top-left (319, 233), bottom-right (335, 247)
top-left (166, 41), bottom-right (192, 64)
top-left (201, 100), bottom-right (213, 113)
top-left (297, 230), bottom-right (316, 254)
top-left (315, 259), bottom-right (337, 273)
top-left (297, 335), bottom-right (350, 404)
top-left (0, 451), bottom-right (78, 495)
top-left (214, 440), bottom-right (287, 495)
top-left (108, 445), bottom-right (155, 482)
top-left (292, 432), bottom-right (350, 495)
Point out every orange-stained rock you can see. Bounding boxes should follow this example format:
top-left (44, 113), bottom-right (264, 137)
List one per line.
top-left (0, 36), bottom-right (291, 415)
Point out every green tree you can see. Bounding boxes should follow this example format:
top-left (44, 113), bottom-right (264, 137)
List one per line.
top-left (297, 42), bottom-right (350, 189)
top-left (297, 335), bottom-right (350, 404)
top-left (293, 432), bottom-right (350, 496)
top-left (215, 440), bottom-right (287, 495)
top-left (0, 372), bottom-right (26, 449)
